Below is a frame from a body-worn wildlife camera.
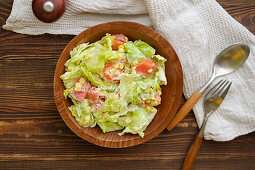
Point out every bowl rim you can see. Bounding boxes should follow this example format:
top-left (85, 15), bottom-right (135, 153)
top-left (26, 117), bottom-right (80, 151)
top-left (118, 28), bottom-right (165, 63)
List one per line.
top-left (54, 21), bottom-right (183, 148)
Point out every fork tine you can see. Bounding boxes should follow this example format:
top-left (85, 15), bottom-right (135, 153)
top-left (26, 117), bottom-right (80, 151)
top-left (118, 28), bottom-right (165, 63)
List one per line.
top-left (218, 81), bottom-right (232, 99)
top-left (215, 80), bottom-right (230, 96)
top-left (205, 79), bottom-right (225, 98)
top-left (206, 79), bottom-right (224, 95)
top-left (213, 80), bottom-right (229, 96)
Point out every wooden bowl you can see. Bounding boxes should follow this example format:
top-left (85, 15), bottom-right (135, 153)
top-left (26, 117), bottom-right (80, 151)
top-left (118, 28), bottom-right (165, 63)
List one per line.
top-left (54, 21), bottom-right (183, 148)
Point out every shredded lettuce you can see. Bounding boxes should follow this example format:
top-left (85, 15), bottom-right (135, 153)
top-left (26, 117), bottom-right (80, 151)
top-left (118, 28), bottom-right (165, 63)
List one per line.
top-left (101, 93), bottom-right (127, 113)
top-left (61, 34), bottom-right (167, 138)
top-left (157, 65), bottom-right (167, 85)
top-left (69, 99), bottom-right (96, 127)
top-left (60, 67), bottom-right (82, 89)
top-left (119, 73), bottom-right (141, 104)
top-left (138, 77), bottom-right (158, 90)
top-left (124, 41), bottom-right (146, 63)
top-left (103, 50), bottom-right (119, 60)
top-left (138, 77), bottom-right (158, 100)
top-left (80, 67), bottom-right (117, 91)
top-left (118, 107), bottom-right (149, 138)
top-left (80, 67), bottom-right (102, 87)
top-left (65, 43), bottom-right (91, 67)
top-left (134, 40), bottom-right (156, 57)
top-left (97, 121), bottom-right (123, 133)
top-left (97, 33), bottom-right (115, 48)
top-left (82, 43), bottom-right (106, 72)
top-left (154, 55), bottom-right (167, 85)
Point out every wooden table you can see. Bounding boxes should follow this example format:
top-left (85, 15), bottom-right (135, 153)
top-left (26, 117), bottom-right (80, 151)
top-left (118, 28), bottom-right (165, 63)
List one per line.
top-left (0, 0), bottom-right (254, 169)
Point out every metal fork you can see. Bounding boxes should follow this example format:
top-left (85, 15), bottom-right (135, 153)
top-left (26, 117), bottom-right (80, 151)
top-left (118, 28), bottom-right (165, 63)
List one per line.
top-left (182, 80), bottom-right (232, 170)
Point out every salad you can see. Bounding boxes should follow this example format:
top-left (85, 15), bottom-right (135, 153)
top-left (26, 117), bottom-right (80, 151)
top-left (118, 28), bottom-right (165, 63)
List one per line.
top-left (60, 34), bottom-right (167, 137)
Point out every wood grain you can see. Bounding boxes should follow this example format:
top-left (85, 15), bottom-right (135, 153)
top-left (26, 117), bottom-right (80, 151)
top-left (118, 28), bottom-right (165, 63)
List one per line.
top-left (182, 135), bottom-right (203, 170)
top-left (167, 91), bottom-right (202, 131)
top-left (0, 0), bottom-right (254, 169)
top-left (54, 21), bottom-right (183, 148)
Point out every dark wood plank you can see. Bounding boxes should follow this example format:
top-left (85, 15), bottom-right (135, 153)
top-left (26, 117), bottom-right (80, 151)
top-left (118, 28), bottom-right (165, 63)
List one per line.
top-left (0, 0), bottom-right (254, 169)
top-left (217, 0), bottom-right (255, 33)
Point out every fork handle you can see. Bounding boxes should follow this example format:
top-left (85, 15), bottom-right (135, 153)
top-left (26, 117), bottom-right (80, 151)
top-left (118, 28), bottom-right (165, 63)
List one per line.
top-left (182, 135), bottom-right (203, 170)
top-left (167, 91), bottom-right (202, 131)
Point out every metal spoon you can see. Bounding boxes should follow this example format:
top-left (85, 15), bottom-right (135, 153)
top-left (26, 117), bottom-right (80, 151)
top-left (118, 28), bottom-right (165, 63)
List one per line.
top-left (167, 43), bottom-right (250, 131)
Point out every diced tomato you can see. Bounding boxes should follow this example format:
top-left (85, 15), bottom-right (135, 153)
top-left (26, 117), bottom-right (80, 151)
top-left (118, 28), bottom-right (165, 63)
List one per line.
top-left (134, 59), bottom-right (158, 76)
top-left (71, 79), bottom-right (91, 103)
top-left (87, 87), bottom-right (101, 101)
top-left (91, 99), bottom-right (103, 112)
top-left (88, 88), bottom-right (106, 112)
top-left (112, 39), bottom-right (124, 51)
top-left (113, 34), bottom-right (128, 43)
top-left (112, 34), bottom-right (128, 51)
top-left (103, 62), bottom-right (123, 82)
top-left (71, 91), bottom-right (84, 103)
top-left (74, 78), bottom-right (81, 84)
top-left (155, 94), bottom-right (161, 103)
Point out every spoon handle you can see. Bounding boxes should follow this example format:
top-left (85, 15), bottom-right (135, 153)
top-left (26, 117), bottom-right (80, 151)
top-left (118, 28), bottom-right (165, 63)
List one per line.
top-left (182, 135), bottom-right (203, 170)
top-left (167, 91), bottom-right (202, 131)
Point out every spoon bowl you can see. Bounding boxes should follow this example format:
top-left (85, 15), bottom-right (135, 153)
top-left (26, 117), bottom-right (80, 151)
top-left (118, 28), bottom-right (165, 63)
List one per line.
top-left (199, 43), bottom-right (250, 93)
top-left (213, 43), bottom-right (250, 77)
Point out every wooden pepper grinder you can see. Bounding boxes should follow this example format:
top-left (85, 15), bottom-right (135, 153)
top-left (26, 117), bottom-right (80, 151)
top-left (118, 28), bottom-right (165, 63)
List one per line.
top-left (32, 0), bottom-right (66, 23)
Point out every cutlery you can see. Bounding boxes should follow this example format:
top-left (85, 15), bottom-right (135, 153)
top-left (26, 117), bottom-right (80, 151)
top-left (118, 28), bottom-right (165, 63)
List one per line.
top-left (167, 43), bottom-right (249, 131)
top-left (32, 0), bottom-right (66, 23)
top-left (182, 79), bottom-right (232, 170)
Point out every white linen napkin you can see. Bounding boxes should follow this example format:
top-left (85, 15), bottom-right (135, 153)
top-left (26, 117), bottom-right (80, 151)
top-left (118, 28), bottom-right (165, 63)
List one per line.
top-left (3, 0), bottom-right (151, 35)
top-left (3, 0), bottom-right (255, 141)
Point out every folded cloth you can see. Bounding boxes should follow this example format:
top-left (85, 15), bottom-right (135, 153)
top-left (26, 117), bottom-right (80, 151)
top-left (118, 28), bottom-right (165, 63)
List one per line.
top-left (3, 0), bottom-right (255, 141)
top-left (3, 0), bottom-right (151, 35)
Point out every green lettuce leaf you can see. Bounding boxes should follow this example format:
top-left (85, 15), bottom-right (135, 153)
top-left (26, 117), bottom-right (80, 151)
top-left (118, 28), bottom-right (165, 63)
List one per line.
top-left (64, 88), bottom-right (72, 99)
top-left (124, 41), bottom-right (146, 64)
top-left (119, 73), bottom-right (141, 104)
top-left (81, 43), bottom-right (106, 72)
top-left (147, 106), bottom-right (157, 123)
top-left (138, 77), bottom-right (158, 90)
top-left (140, 90), bottom-right (157, 101)
top-left (134, 40), bottom-right (156, 57)
top-left (60, 67), bottom-right (82, 89)
top-left (138, 77), bottom-right (158, 100)
top-left (104, 104), bottom-right (138, 123)
top-left (97, 33), bottom-right (115, 49)
top-left (157, 65), bottom-right (167, 85)
top-left (97, 121), bottom-right (123, 133)
top-left (154, 55), bottom-right (167, 85)
top-left (65, 43), bottom-right (90, 67)
top-left (103, 50), bottom-right (119, 60)
top-left (69, 99), bottom-right (96, 127)
top-left (101, 93), bottom-right (127, 113)
top-left (77, 34), bottom-right (116, 72)
top-left (80, 67), bottom-right (101, 87)
top-left (118, 107), bottom-right (149, 138)
top-left (80, 67), bottom-right (117, 91)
